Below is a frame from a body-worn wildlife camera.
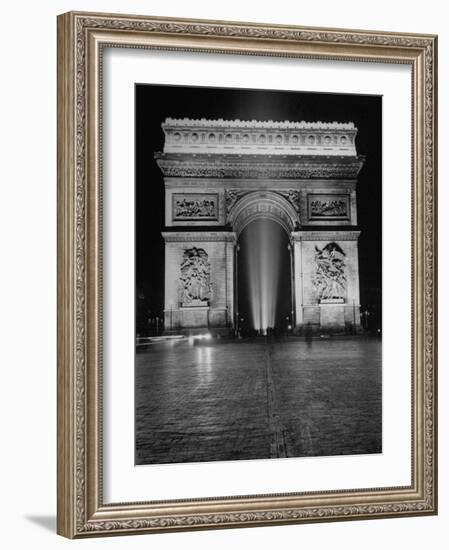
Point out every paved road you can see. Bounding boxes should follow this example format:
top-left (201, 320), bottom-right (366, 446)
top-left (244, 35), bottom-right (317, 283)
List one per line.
top-left (135, 337), bottom-right (381, 465)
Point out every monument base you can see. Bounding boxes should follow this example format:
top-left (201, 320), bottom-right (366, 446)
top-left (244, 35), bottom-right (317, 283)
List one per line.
top-left (319, 303), bottom-right (345, 330)
top-left (179, 305), bottom-right (210, 328)
top-left (164, 306), bottom-right (232, 334)
top-left (295, 302), bottom-right (361, 334)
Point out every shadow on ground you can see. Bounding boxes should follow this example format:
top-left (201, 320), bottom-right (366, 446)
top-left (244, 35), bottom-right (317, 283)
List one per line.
top-left (25, 515), bottom-right (56, 533)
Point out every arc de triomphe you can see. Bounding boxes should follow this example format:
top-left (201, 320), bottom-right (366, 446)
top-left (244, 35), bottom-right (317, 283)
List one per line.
top-left (155, 118), bottom-right (365, 334)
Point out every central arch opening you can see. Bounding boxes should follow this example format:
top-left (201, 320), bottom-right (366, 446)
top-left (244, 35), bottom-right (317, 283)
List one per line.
top-left (237, 218), bottom-right (292, 336)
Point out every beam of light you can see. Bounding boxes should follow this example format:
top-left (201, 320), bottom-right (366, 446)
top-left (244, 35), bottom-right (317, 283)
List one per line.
top-left (240, 218), bottom-right (283, 332)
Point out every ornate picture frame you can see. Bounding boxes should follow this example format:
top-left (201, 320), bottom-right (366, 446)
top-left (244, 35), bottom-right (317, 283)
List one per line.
top-left (57, 11), bottom-right (437, 538)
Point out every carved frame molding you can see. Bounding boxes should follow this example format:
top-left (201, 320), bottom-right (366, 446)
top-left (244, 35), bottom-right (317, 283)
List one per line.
top-left (57, 11), bottom-right (437, 538)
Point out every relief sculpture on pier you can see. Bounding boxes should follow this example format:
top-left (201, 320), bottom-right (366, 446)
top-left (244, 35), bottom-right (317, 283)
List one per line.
top-left (179, 247), bottom-right (212, 306)
top-left (313, 242), bottom-right (347, 302)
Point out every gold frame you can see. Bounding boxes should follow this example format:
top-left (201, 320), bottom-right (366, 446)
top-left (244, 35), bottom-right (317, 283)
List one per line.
top-left (57, 11), bottom-right (438, 538)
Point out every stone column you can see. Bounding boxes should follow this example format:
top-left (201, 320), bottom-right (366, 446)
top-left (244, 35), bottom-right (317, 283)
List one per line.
top-left (234, 244), bottom-right (240, 334)
top-left (292, 235), bottom-right (304, 331)
top-left (287, 242), bottom-right (296, 328)
top-left (341, 239), bottom-right (361, 331)
top-left (225, 237), bottom-right (235, 328)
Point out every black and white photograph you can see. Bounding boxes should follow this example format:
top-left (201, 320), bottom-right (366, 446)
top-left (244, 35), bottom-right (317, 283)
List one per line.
top-left (135, 84), bottom-right (382, 466)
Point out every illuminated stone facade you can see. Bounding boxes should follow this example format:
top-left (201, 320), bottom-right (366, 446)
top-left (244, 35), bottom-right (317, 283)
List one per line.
top-left (155, 118), bottom-right (365, 334)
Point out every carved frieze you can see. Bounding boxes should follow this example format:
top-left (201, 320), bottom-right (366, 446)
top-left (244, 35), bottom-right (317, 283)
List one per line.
top-left (156, 155), bottom-right (364, 179)
top-left (172, 193), bottom-right (218, 221)
top-left (178, 247), bottom-right (212, 306)
top-left (312, 242), bottom-right (347, 302)
top-left (308, 194), bottom-right (350, 220)
top-left (162, 231), bottom-right (236, 243)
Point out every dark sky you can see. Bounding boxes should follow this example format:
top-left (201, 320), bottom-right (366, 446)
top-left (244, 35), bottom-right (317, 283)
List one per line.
top-left (135, 84), bottom-right (382, 329)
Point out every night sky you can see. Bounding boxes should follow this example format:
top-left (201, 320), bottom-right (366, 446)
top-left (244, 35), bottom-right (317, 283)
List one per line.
top-left (135, 84), bottom-right (382, 334)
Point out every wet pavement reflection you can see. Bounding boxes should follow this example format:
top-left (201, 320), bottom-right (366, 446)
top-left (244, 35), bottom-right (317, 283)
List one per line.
top-left (135, 337), bottom-right (381, 465)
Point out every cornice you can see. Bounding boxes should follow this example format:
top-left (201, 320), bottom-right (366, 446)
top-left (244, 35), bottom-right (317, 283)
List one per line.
top-left (163, 118), bottom-right (356, 130)
top-left (161, 118), bottom-right (359, 157)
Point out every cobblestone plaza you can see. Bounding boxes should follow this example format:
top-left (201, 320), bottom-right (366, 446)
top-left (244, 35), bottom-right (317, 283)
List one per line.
top-left (135, 336), bottom-right (381, 464)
